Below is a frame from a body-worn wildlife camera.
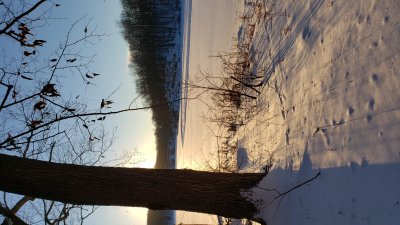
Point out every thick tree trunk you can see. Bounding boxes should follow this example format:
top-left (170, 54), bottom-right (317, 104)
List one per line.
top-left (0, 154), bottom-right (265, 221)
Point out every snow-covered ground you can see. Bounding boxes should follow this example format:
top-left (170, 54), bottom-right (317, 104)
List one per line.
top-left (178, 0), bottom-right (399, 224)
top-left (235, 0), bottom-right (400, 224)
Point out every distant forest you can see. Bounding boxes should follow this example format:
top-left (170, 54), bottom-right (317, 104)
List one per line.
top-left (120, 0), bottom-right (181, 170)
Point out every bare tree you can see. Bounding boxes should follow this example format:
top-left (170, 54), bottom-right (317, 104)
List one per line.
top-left (0, 1), bottom-right (140, 224)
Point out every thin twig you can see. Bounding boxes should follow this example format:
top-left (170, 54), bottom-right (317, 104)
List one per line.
top-left (274, 172), bottom-right (321, 200)
top-left (0, 81), bottom-right (13, 111)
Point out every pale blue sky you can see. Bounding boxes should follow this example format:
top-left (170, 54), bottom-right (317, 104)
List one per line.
top-left (2, 0), bottom-right (156, 224)
top-left (55, 1), bottom-right (155, 224)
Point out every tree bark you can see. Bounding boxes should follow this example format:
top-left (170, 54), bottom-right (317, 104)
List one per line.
top-left (0, 154), bottom-right (265, 221)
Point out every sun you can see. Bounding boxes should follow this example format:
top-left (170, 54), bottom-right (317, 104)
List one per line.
top-left (137, 159), bottom-right (155, 168)
top-left (136, 141), bottom-right (157, 168)
top-left (126, 207), bottom-right (148, 225)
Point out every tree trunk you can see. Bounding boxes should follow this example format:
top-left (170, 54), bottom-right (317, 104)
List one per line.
top-left (0, 154), bottom-right (265, 222)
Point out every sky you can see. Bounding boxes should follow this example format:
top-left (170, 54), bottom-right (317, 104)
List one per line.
top-left (1, 0), bottom-right (156, 224)
top-left (50, 1), bottom-right (156, 224)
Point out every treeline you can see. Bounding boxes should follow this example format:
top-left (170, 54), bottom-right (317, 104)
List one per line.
top-left (120, 0), bottom-right (181, 169)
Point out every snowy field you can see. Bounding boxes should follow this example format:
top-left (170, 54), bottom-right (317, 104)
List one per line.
top-left (177, 0), bottom-right (400, 224)
top-left (237, 0), bottom-right (400, 224)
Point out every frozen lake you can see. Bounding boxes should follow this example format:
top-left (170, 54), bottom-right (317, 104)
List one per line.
top-left (177, 0), bottom-right (242, 169)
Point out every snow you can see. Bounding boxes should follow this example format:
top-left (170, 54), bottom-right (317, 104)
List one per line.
top-left (178, 0), bottom-right (399, 224)
top-left (235, 0), bottom-right (400, 224)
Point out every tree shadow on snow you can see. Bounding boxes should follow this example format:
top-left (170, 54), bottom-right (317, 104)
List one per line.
top-left (254, 150), bottom-right (400, 225)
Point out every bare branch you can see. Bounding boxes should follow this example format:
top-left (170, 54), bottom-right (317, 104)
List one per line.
top-left (0, 81), bottom-right (13, 111)
top-left (0, 0), bottom-right (47, 35)
top-left (0, 97), bottom-right (185, 148)
top-left (0, 204), bottom-right (29, 225)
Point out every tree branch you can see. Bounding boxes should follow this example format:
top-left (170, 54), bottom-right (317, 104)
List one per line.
top-left (0, 82), bottom-right (13, 111)
top-left (0, 205), bottom-right (29, 225)
top-left (273, 172), bottom-right (321, 200)
top-left (0, 98), bottom-right (185, 147)
top-left (230, 76), bottom-right (260, 93)
top-left (10, 196), bottom-right (34, 214)
top-left (1, 93), bottom-right (40, 110)
top-left (190, 84), bottom-right (257, 99)
top-left (0, 0), bottom-right (47, 36)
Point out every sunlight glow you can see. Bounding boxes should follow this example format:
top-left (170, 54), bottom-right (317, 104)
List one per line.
top-left (137, 159), bottom-right (156, 168)
top-left (127, 207), bottom-right (148, 225)
top-left (137, 138), bottom-right (157, 168)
